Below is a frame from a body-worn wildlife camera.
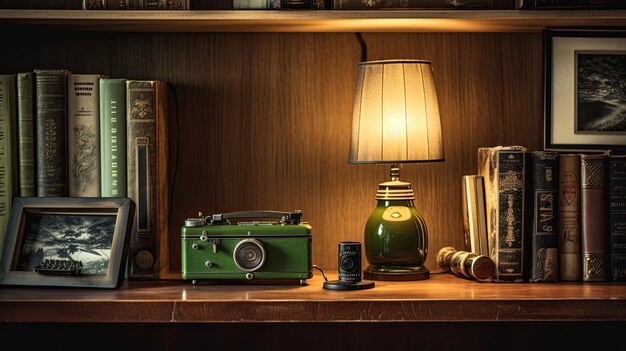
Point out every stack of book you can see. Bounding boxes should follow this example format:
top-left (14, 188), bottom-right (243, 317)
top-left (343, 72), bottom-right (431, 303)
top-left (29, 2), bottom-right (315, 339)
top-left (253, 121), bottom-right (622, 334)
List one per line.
top-left (0, 70), bottom-right (169, 280)
top-left (463, 146), bottom-right (625, 283)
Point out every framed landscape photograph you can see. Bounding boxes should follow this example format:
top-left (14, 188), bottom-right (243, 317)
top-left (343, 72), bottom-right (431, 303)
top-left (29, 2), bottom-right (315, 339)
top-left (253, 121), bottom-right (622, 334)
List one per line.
top-left (0, 197), bottom-right (134, 288)
top-left (544, 29), bottom-right (626, 152)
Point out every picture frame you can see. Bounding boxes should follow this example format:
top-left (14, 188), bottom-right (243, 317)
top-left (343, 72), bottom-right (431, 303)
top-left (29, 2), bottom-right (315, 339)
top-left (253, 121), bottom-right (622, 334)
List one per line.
top-left (544, 29), bottom-right (626, 152)
top-left (0, 197), bottom-right (134, 289)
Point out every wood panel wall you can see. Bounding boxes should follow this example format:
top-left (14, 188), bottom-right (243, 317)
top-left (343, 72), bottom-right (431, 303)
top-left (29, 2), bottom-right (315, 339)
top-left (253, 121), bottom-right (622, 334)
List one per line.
top-left (0, 28), bottom-right (543, 273)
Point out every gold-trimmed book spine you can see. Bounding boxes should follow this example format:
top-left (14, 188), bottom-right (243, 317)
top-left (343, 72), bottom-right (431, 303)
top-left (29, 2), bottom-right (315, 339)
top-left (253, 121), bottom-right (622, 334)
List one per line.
top-left (558, 153), bottom-right (582, 281)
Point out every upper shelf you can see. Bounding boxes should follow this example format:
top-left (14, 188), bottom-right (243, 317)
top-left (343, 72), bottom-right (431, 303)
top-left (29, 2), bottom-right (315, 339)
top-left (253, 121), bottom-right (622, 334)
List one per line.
top-left (1, 9), bottom-right (626, 32)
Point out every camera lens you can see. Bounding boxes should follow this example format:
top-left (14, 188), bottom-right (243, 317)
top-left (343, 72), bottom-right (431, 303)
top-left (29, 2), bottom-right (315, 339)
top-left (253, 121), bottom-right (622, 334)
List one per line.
top-left (338, 242), bottom-right (361, 284)
top-left (233, 239), bottom-right (265, 272)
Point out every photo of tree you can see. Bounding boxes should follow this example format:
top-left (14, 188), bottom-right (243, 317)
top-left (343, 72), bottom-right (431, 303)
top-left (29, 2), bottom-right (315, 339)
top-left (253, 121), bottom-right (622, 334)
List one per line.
top-left (17, 213), bottom-right (117, 274)
top-left (576, 52), bottom-right (626, 133)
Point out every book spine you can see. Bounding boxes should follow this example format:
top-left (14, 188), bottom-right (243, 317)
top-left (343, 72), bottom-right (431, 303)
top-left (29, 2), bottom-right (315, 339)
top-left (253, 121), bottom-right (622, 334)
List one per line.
top-left (0, 75), bottom-right (17, 258)
top-left (83, 0), bottom-right (189, 9)
top-left (520, 0), bottom-right (621, 9)
top-left (462, 175), bottom-right (488, 256)
top-left (34, 69), bottom-right (69, 197)
top-left (478, 146), bottom-right (528, 282)
top-left (609, 156), bottom-right (626, 282)
top-left (558, 154), bottom-right (582, 281)
top-left (530, 151), bottom-right (559, 282)
top-left (100, 78), bottom-right (127, 197)
top-left (281, 0), bottom-right (326, 8)
top-left (16, 72), bottom-right (35, 197)
top-left (332, 0), bottom-right (503, 9)
top-left (581, 153), bottom-right (609, 282)
top-left (68, 74), bottom-right (102, 197)
top-left (126, 80), bottom-right (166, 279)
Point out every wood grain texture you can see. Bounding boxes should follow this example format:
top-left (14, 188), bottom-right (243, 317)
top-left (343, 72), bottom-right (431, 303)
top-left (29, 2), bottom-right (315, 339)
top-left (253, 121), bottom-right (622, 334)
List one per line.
top-left (2, 273), bottom-right (626, 323)
top-left (3, 9), bottom-right (626, 32)
top-left (0, 29), bottom-right (543, 275)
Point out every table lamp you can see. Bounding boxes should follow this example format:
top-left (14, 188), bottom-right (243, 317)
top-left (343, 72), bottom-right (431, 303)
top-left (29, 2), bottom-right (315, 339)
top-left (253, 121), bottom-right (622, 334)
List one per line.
top-left (348, 59), bottom-right (444, 281)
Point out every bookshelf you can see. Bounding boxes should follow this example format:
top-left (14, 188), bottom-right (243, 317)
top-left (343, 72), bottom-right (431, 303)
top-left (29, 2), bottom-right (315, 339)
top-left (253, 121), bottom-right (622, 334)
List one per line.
top-left (0, 9), bottom-right (625, 347)
top-left (1, 9), bottom-right (626, 32)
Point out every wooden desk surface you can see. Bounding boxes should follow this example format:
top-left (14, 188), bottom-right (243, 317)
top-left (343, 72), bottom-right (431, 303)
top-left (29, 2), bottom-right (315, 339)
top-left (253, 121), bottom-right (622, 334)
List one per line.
top-left (1, 273), bottom-right (626, 323)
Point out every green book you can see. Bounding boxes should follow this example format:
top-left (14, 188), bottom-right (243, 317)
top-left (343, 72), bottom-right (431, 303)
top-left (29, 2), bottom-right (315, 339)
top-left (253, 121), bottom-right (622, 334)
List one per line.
top-left (99, 78), bottom-right (127, 197)
top-left (16, 72), bottom-right (35, 197)
top-left (0, 75), bottom-right (17, 257)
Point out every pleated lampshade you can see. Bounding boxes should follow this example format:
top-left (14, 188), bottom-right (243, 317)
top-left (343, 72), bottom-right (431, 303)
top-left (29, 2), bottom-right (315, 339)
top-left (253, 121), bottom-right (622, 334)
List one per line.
top-left (348, 60), bottom-right (444, 164)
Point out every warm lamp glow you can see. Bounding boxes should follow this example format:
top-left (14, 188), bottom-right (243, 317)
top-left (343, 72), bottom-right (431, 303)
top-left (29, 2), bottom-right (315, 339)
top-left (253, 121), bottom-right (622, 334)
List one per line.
top-left (349, 60), bottom-right (444, 164)
top-left (348, 59), bottom-right (444, 281)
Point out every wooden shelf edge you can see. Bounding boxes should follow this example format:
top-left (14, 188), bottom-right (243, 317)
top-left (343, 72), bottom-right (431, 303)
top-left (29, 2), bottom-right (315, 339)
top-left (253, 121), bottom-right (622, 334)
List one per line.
top-left (1, 9), bottom-right (626, 32)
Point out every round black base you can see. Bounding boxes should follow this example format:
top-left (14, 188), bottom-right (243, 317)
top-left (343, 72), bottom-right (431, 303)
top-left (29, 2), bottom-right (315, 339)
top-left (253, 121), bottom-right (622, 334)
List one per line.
top-left (363, 265), bottom-right (430, 281)
top-left (322, 280), bottom-right (376, 290)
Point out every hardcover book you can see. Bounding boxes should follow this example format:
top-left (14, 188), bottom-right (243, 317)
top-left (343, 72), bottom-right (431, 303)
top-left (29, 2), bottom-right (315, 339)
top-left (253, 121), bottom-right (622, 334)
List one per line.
top-left (126, 80), bottom-right (168, 279)
top-left (609, 155), bottom-right (626, 282)
top-left (34, 69), bottom-right (70, 197)
top-left (100, 78), bottom-right (127, 197)
top-left (518, 0), bottom-right (626, 9)
top-left (478, 146), bottom-right (529, 282)
top-left (462, 175), bottom-right (489, 256)
top-left (83, 0), bottom-right (190, 10)
top-left (16, 72), bottom-right (35, 197)
top-left (0, 75), bottom-right (17, 258)
top-left (581, 153), bottom-right (609, 282)
top-left (282, 0), bottom-right (327, 8)
top-left (332, 0), bottom-right (514, 9)
top-left (68, 74), bottom-right (105, 197)
top-left (233, 0), bottom-right (280, 8)
top-left (529, 151), bottom-right (559, 282)
top-left (558, 153), bottom-right (582, 281)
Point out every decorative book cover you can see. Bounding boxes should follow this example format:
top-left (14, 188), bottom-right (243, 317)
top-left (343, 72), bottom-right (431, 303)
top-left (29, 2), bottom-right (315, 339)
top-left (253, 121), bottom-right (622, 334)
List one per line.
top-left (234, 0), bottom-right (280, 8)
top-left (581, 153), bottom-right (609, 282)
top-left (558, 153), bottom-right (582, 281)
top-left (462, 175), bottom-right (489, 256)
top-left (83, 0), bottom-right (189, 9)
top-left (16, 72), bottom-right (35, 197)
top-left (282, 0), bottom-right (327, 8)
top-left (34, 69), bottom-right (70, 197)
top-left (126, 80), bottom-right (168, 279)
top-left (519, 0), bottom-right (626, 9)
top-left (478, 146), bottom-right (529, 282)
top-left (100, 78), bottom-right (127, 198)
top-left (609, 155), bottom-right (626, 282)
top-left (68, 74), bottom-right (105, 197)
top-left (530, 151), bottom-right (559, 282)
top-left (332, 0), bottom-right (514, 9)
top-left (0, 75), bottom-right (17, 258)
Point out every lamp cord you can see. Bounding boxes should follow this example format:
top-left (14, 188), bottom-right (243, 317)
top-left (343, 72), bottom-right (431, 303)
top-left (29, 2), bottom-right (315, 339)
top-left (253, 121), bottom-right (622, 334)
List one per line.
top-left (355, 33), bottom-right (367, 62)
top-left (312, 265), bottom-right (328, 282)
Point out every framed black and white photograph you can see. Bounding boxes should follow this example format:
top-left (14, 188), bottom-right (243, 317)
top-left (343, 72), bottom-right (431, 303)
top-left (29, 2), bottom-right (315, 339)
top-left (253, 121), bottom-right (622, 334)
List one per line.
top-left (0, 197), bottom-right (134, 289)
top-left (545, 29), bottom-right (626, 152)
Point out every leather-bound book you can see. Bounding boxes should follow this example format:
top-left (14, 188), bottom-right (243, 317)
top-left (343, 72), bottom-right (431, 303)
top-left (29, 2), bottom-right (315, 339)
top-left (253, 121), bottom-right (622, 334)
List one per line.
top-left (16, 72), bottom-right (35, 197)
top-left (478, 146), bottom-right (529, 282)
top-left (83, 0), bottom-right (189, 10)
top-left (34, 69), bottom-right (70, 197)
top-left (126, 80), bottom-right (168, 279)
top-left (609, 155), bottom-right (626, 281)
top-left (530, 151), bottom-right (559, 282)
top-left (100, 78), bottom-right (127, 197)
top-left (558, 154), bottom-right (582, 281)
top-left (68, 74), bottom-right (105, 197)
top-left (462, 175), bottom-right (489, 256)
top-left (0, 75), bottom-right (17, 257)
top-left (581, 153), bottom-right (609, 282)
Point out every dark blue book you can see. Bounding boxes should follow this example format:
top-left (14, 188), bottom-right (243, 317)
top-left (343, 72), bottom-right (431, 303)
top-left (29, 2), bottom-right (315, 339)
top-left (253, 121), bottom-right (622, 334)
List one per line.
top-left (609, 155), bottom-right (626, 282)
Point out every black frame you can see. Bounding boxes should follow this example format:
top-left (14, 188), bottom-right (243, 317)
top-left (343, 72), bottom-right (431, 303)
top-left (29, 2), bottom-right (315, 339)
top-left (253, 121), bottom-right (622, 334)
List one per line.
top-left (0, 197), bottom-right (134, 288)
top-left (544, 28), bottom-right (626, 153)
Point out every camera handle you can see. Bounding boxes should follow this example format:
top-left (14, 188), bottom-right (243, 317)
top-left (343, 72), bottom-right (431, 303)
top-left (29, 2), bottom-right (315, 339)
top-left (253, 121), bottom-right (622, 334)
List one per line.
top-left (210, 210), bottom-right (302, 225)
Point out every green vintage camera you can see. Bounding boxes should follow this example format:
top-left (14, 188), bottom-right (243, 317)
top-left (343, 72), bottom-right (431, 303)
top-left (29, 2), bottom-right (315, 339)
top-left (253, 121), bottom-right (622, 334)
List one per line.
top-left (181, 210), bottom-right (312, 285)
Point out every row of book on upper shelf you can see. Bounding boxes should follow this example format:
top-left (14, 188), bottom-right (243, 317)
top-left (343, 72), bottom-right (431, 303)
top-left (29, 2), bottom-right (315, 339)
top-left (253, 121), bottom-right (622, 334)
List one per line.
top-left (80, 0), bottom-right (626, 10)
top-left (0, 71), bottom-right (169, 280)
top-left (463, 146), bottom-right (625, 283)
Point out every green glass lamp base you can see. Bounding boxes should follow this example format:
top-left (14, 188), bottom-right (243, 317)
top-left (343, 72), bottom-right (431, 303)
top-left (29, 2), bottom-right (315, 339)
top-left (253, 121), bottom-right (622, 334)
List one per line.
top-left (363, 264), bottom-right (430, 281)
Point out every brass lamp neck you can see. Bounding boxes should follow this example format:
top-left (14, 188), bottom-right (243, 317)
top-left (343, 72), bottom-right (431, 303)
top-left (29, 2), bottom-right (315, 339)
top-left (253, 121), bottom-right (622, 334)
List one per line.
top-left (390, 163), bottom-right (400, 181)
